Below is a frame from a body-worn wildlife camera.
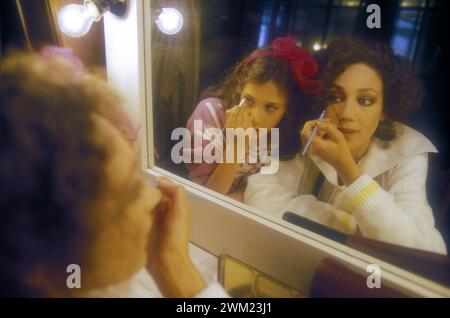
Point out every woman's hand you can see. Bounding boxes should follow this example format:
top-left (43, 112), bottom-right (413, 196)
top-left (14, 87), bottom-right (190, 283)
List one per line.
top-left (146, 177), bottom-right (206, 297)
top-left (300, 120), bottom-right (361, 186)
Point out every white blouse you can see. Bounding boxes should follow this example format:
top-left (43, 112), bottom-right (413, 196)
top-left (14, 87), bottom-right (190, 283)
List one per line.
top-left (245, 123), bottom-right (447, 255)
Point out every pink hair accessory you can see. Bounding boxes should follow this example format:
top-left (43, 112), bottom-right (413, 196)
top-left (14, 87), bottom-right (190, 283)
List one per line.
top-left (245, 36), bottom-right (322, 93)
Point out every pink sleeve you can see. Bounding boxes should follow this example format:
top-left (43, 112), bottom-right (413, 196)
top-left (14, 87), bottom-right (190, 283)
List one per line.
top-left (185, 98), bottom-right (226, 185)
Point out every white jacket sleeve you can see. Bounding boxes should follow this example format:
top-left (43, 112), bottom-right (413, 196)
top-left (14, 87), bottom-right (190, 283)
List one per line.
top-left (338, 153), bottom-right (447, 255)
top-left (244, 158), bottom-right (357, 234)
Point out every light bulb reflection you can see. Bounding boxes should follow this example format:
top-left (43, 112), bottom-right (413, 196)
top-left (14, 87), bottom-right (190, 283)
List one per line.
top-left (57, 2), bottom-right (99, 38)
top-left (156, 8), bottom-right (184, 35)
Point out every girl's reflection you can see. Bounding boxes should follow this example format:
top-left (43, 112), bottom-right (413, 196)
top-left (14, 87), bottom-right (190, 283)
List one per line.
top-left (185, 37), bottom-right (320, 200)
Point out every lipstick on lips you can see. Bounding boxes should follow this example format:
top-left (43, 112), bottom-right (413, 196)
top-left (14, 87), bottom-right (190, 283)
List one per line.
top-left (339, 127), bottom-right (358, 138)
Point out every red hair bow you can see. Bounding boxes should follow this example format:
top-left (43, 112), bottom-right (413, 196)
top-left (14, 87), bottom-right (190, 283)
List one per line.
top-left (245, 36), bottom-right (322, 93)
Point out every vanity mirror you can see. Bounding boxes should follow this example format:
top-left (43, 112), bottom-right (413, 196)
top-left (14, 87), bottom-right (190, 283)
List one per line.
top-left (5, 0), bottom-right (449, 298)
top-left (143, 0), bottom-right (450, 292)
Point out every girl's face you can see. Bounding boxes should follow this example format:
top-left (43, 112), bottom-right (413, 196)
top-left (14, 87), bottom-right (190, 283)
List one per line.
top-left (240, 80), bottom-right (287, 130)
top-left (325, 63), bottom-right (384, 161)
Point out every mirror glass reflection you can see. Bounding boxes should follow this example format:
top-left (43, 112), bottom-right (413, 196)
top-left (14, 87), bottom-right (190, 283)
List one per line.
top-left (150, 0), bottom-right (450, 286)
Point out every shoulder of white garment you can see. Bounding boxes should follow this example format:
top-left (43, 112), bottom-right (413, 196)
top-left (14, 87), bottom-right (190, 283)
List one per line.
top-left (279, 153), bottom-right (307, 172)
top-left (194, 282), bottom-right (230, 298)
top-left (87, 268), bottom-right (162, 298)
top-left (86, 268), bottom-right (229, 298)
top-left (247, 153), bottom-right (306, 186)
top-left (308, 122), bottom-right (437, 186)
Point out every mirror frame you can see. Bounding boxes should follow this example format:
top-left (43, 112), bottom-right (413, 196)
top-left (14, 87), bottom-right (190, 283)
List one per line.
top-left (101, 0), bottom-right (449, 297)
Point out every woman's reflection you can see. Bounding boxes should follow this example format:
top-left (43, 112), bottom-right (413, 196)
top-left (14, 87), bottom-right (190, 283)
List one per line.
top-left (184, 37), bottom-right (320, 200)
top-left (245, 38), bottom-right (447, 255)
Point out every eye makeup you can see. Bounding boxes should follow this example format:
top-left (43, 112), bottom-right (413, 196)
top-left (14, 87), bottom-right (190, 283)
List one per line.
top-left (238, 98), bottom-right (247, 108)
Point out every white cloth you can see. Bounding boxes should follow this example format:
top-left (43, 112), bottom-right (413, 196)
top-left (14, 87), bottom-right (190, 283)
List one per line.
top-left (87, 268), bottom-right (229, 298)
top-left (244, 123), bottom-right (447, 255)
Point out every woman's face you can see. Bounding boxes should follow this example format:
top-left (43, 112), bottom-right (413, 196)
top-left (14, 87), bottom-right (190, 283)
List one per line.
top-left (84, 115), bottom-right (163, 290)
top-left (325, 63), bottom-right (384, 161)
top-left (240, 80), bottom-right (287, 130)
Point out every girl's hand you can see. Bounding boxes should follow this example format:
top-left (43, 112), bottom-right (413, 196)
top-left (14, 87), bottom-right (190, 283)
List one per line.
top-left (300, 120), bottom-right (360, 186)
top-left (225, 105), bottom-right (254, 161)
top-left (225, 105), bottom-right (253, 130)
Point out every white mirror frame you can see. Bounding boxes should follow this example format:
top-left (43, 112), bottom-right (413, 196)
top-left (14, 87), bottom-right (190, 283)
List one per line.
top-left (102, 0), bottom-right (449, 297)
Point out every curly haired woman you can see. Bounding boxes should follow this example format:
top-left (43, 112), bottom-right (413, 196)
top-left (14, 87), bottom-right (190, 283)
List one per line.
top-left (0, 52), bottom-right (228, 297)
top-left (245, 38), bottom-right (447, 254)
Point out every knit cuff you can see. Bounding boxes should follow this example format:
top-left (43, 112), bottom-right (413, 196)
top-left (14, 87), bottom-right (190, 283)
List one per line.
top-left (339, 174), bottom-right (382, 219)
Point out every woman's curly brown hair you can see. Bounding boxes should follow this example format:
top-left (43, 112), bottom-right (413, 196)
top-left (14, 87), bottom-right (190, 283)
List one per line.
top-left (0, 52), bottom-right (134, 296)
top-left (314, 37), bottom-right (423, 141)
top-left (201, 48), bottom-right (310, 160)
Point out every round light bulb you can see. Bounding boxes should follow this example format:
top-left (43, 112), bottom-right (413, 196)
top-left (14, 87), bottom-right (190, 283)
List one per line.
top-left (57, 2), bottom-right (99, 38)
top-left (313, 43), bottom-right (322, 51)
top-left (156, 8), bottom-right (184, 35)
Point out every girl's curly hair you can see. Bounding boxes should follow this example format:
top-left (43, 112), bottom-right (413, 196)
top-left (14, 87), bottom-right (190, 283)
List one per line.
top-left (314, 37), bottom-right (423, 141)
top-left (201, 49), bottom-right (310, 160)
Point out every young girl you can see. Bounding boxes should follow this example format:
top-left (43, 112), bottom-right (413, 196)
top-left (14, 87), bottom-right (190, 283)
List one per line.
top-left (185, 36), bottom-right (321, 199)
top-left (245, 38), bottom-right (447, 254)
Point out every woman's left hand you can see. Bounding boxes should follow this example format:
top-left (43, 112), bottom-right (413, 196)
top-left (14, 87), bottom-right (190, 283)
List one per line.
top-left (300, 120), bottom-right (361, 186)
